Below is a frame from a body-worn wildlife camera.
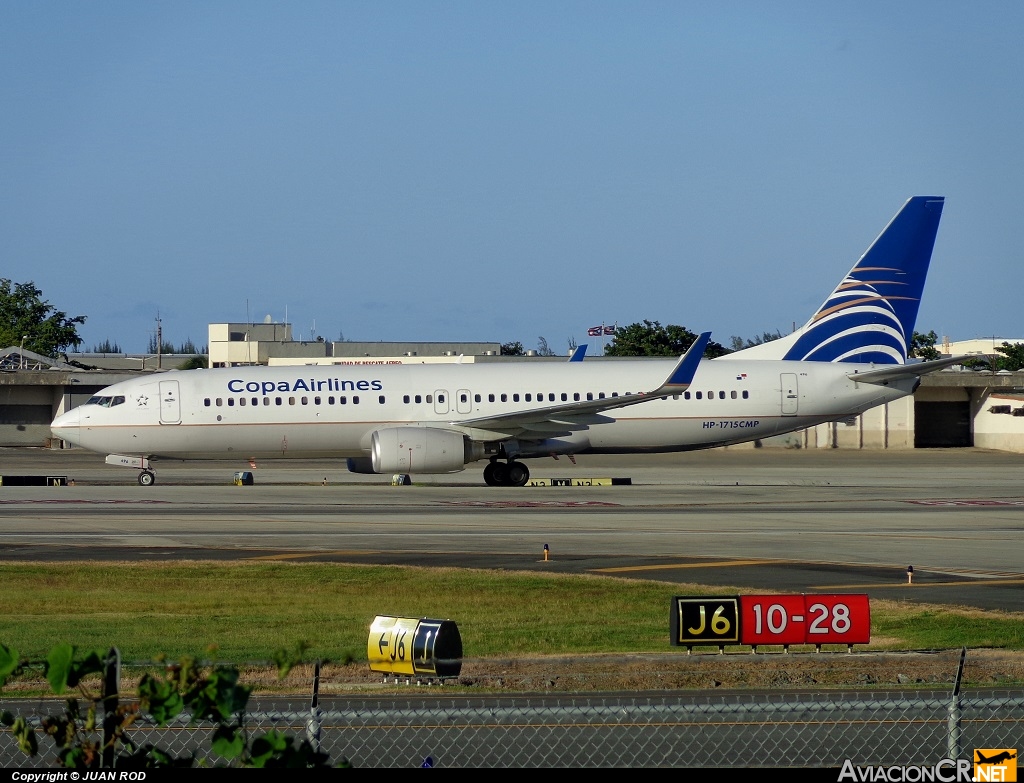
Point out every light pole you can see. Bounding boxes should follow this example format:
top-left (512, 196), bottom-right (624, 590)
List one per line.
top-left (19, 335), bottom-right (27, 369)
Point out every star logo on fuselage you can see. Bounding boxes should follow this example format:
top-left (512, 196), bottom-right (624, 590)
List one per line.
top-left (136, 395), bottom-right (148, 407)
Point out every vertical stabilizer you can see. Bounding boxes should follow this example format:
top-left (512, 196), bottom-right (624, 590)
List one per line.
top-left (732, 197), bottom-right (944, 364)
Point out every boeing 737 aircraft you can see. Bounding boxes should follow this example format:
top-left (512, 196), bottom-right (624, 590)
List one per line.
top-left (52, 196), bottom-right (955, 487)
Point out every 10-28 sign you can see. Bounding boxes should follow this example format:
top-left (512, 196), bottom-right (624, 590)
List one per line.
top-left (671, 594), bottom-right (870, 648)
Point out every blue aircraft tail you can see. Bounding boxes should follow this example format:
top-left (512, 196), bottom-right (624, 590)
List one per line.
top-left (777, 196), bottom-right (944, 365)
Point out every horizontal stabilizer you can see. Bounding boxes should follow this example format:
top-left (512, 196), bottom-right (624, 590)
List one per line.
top-left (847, 355), bottom-right (970, 385)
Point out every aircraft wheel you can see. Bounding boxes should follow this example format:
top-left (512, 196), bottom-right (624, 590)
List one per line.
top-left (138, 471), bottom-right (155, 487)
top-left (507, 461), bottom-right (530, 487)
top-left (488, 461), bottom-right (509, 486)
top-left (483, 462), bottom-right (500, 486)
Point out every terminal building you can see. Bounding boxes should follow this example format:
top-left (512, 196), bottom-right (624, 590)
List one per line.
top-left (2, 329), bottom-right (1023, 453)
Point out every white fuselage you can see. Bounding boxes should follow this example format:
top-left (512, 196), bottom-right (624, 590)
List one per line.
top-left (51, 357), bottom-right (912, 465)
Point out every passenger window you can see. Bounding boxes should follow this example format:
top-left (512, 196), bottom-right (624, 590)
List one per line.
top-left (329, 396), bottom-right (335, 404)
top-left (339, 396), bottom-right (347, 405)
top-left (461, 393), bottom-right (468, 403)
top-left (204, 398), bottom-right (211, 407)
top-left (474, 394), bottom-right (481, 403)
top-left (289, 397), bottom-right (296, 405)
top-left (512, 393), bottom-right (519, 402)
top-left (731, 390), bottom-right (737, 399)
top-left (426, 394), bottom-right (433, 403)
top-left (353, 396), bottom-right (360, 404)
top-left (275, 397), bottom-right (282, 405)
top-left (696, 392), bottom-right (703, 399)
top-left (598, 392), bottom-right (605, 399)
top-left (438, 394), bottom-right (445, 403)
top-left (415, 395), bottom-right (422, 404)
top-left (561, 393), bottom-right (568, 402)
top-left (301, 397), bottom-right (308, 405)
top-left (488, 394), bottom-right (495, 402)
top-left (586, 393), bottom-right (593, 401)
top-left (263, 397), bottom-right (270, 406)
top-left (574, 393), bottom-right (580, 401)
top-left (216, 398), bottom-right (223, 407)
top-left (549, 393), bottom-right (555, 402)
top-left (379, 396), bottom-right (385, 404)
top-left (719, 391), bottom-right (725, 400)
top-left (742, 390), bottom-right (749, 399)
top-left (684, 392), bottom-right (691, 400)
top-left (239, 398), bottom-right (246, 406)
top-left (501, 394), bottom-right (507, 402)
top-left (227, 398), bottom-right (235, 407)
top-left (314, 396), bottom-right (321, 405)
top-left (525, 393), bottom-right (532, 402)
top-left (404, 395), bottom-right (410, 404)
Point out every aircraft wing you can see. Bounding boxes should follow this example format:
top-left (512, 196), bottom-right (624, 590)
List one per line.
top-left (452, 333), bottom-right (710, 436)
top-left (847, 355), bottom-right (971, 385)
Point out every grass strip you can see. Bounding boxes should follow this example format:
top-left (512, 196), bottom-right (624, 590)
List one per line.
top-left (1, 561), bottom-right (1021, 662)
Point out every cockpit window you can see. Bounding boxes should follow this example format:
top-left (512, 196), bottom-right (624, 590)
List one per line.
top-left (85, 395), bottom-right (124, 408)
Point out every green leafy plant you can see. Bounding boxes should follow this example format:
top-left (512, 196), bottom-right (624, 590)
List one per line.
top-left (1, 643), bottom-right (345, 768)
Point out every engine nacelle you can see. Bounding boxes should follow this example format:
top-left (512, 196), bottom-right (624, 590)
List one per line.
top-left (371, 427), bottom-right (472, 474)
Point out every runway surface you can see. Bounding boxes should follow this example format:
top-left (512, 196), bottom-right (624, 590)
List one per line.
top-left (1, 446), bottom-right (1022, 612)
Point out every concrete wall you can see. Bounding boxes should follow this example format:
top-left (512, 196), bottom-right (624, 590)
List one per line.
top-left (973, 392), bottom-right (1024, 451)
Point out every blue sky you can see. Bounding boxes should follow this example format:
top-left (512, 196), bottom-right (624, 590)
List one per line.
top-left (2, 2), bottom-right (1022, 353)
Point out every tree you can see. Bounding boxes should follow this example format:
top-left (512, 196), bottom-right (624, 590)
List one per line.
top-left (177, 356), bottom-right (209, 370)
top-left (728, 330), bottom-right (784, 352)
top-left (536, 337), bottom-right (556, 357)
top-left (500, 341), bottom-right (525, 356)
top-left (148, 333), bottom-right (177, 354)
top-left (994, 342), bottom-right (1024, 371)
top-left (92, 339), bottom-right (122, 353)
top-left (910, 330), bottom-right (941, 361)
top-left (604, 320), bottom-right (728, 358)
top-left (0, 279), bottom-right (86, 357)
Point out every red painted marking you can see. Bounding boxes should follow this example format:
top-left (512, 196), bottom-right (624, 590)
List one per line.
top-left (0, 499), bottom-right (171, 505)
top-left (906, 499), bottom-right (1024, 506)
top-left (440, 501), bottom-right (620, 508)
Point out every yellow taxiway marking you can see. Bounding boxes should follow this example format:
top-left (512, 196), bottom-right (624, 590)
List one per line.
top-left (814, 578), bottom-right (1024, 590)
top-left (593, 559), bottom-right (782, 574)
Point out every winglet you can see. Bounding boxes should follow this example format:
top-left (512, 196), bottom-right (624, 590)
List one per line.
top-left (653, 332), bottom-right (710, 394)
top-left (568, 344), bottom-right (588, 362)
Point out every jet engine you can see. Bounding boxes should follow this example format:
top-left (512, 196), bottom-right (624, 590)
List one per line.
top-left (369, 427), bottom-right (480, 474)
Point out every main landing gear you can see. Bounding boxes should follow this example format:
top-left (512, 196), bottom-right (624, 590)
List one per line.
top-left (483, 459), bottom-right (530, 487)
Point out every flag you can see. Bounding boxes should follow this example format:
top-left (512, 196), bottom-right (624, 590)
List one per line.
top-left (603, 325), bottom-right (616, 335)
top-left (587, 326), bottom-right (602, 337)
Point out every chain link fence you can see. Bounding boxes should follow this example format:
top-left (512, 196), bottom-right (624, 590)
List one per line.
top-left (2, 653), bottom-right (1021, 768)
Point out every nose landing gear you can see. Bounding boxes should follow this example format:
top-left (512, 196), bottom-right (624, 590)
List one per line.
top-left (138, 470), bottom-right (156, 486)
top-left (483, 459), bottom-right (530, 487)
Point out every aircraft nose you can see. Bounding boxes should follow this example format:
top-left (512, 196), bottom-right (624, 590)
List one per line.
top-left (51, 407), bottom-right (82, 445)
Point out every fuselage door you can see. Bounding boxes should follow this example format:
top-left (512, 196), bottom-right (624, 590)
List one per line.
top-left (780, 373), bottom-right (798, 416)
top-left (456, 389), bottom-right (472, 415)
top-left (433, 389), bottom-right (450, 416)
top-left (159, 380), bottom-right (181, 424)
